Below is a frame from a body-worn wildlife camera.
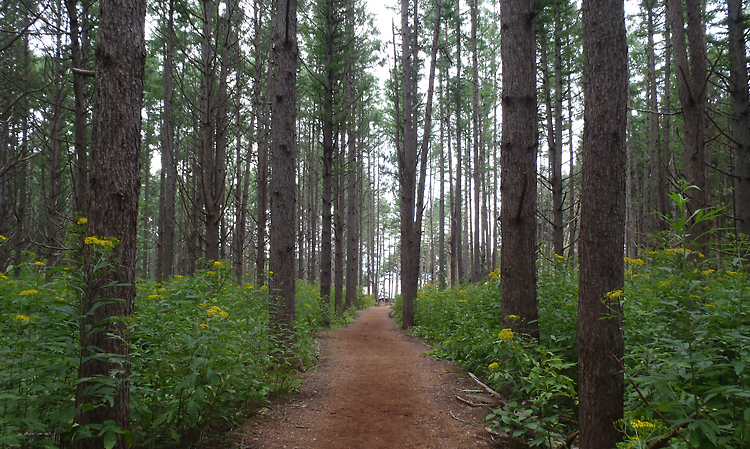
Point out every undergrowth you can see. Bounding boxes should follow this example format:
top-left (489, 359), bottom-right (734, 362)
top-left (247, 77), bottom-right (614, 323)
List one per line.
top-left (0, 224), bottom-right (367, 448)
top-left (403, 247), bottom-right (749, 448)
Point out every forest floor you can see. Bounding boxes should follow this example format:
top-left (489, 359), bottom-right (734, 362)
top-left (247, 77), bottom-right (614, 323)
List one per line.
top-left (211, 306), bottom-right (501, 448)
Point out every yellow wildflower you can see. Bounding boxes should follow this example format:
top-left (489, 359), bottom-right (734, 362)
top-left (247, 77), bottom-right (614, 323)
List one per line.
top-left (268, 271), bottom-right (274, 275)
top-left (19, 290), bottom-right (40, 296)
top-left (148, 294), bottom-right (164, 300)
top-left (555, 254), bottom-right (564, 260)
top-left (0, 235), bottom-right (7, 242)
top-left (34, 261), bottom-right (45, 266)
top-left (56, 296), bottom-right (65, 302)
top-left (459, 299), bottom-right (467, 303)
top-left (702, 269), bottom-right (715, 274)
top-left (213, 261), bottom-right (223, 267)
top-left (706, 303), bottom-right (717, 308)
top-left (206, 306), bottom-right (229, 318)
top-left (488, 362), bottom-right (500, 370)
top-left (84, 236), bottom-right (119, 248)
top-left (77, 218), bottom-right (88, 225)
top-left (200, 323), bottom-right (209, 329)
top-left (13, 314), bottom-right (30, 322)
top-left (630, 419), bottom-right (655, 430)
top-left (507, 314), bottom-right (520, 320)
top-left (606, 290), bottom-right (624, 300)
top-left (624, 257), bottom-right (645, 266)
top-left (498, 328), bottom-right (514, 342)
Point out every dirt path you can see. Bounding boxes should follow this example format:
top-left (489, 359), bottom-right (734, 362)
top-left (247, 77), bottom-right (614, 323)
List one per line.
top-left (233, 306), bottom-right (497, 449)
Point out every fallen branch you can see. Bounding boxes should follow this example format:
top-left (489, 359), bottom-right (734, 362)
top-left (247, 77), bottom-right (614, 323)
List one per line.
top-left (449, 410), bottom-right (467, 424)
top-left (455, 395), bottom-right (484, 407)
top-left (468, 372), bottom-right (506, 406)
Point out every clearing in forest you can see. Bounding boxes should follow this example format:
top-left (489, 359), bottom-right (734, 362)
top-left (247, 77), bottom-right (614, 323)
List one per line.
top-left (231, 306), bottom-right (497, 448)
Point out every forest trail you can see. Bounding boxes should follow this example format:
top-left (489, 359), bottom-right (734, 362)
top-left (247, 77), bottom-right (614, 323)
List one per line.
top-left (233, 306), bottom-right (497, 448)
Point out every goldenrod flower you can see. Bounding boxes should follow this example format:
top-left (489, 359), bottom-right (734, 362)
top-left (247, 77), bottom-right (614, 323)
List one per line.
top-left (624, 257), bottom-right (645, 266)
top-left (19, 290), bottom-right (40, 296)
top-left (605, 290), bottom-right (624, 300)
top-left (13, 314), bottom-right (30, 322)
top-left (77, 218), bottom-right (88, 225)
top-left (84, 236), bottom-right (119, 248)
top-left (148, 294), bottom-right (164, 300)
top-left (488, 362), bottom-right (500, 370)
top-left (200, 323), bottom-right (209, 329)
top-left (498, 328), bottom-right (514, 342)
top-left (507, 314), bottom-right (520, 320)
top-left (706, 303), bottom-right (717, 308)
top-left (206, 306), bottom-right (228, 318)
top-left (213, 261), bottom-right (223, 267)
top-left (630, 419), bottom-right (655, 430)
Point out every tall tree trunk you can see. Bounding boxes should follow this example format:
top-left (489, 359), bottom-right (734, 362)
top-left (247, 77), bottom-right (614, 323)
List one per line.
top-left (728, 0), bottom-right (750, 236)
top-left (345, 127), bottom-right (359, 310)
top-left (334, 133), bottom-right (345, 314)
top-left (646, 0), bottom-right (665, 232)
top-left (452, 5), bottom-right (464, 285)
top-left (199, 0), bottom-right (223, 263)
top-left (256, 122), bottom-right (269, 285)
top-left (471, 0), bottom-right (481, 282)
top-left (157, 0), bottom-right (176, 282)
top-left (438, 69), bottom-right (447, 288)
top-left (577, 0), bottom-right (627, 444)
top-left (67, 0), bottom-right (90, 216)
top-left (668, 0), bottom-right (709, 250)
top-left (269, 0), bottom-right (298, 346)
top-left (552, 3), bottom-right (564, 257)
top-left (500, 0), bottom-right (538, 337)
top-left (319, 0), bottom-right (336, 321)
top-left (75, 0), bottom-right (146, 445)
top-left (399, 0), bottom-right (418, 329)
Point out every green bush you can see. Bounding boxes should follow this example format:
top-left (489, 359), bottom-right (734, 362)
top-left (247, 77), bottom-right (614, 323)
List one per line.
top-left (0, 245), bottom-right (331, 448)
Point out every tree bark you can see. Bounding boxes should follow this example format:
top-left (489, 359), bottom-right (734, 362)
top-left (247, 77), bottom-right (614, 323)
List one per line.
top-left (399, 0), bottom-right (418, 329)
top-left (67, 0), bottom-right (90, 217)
top-left (75, 0), bottom-right (146, 445)
top-left (269, 0), bottom-right (298, 346)
top-left (500, 0), bottom-right (538, 337)
top-left (667, 0), bottom-right (709, 250)
top-left (577, 0), bottom-right (627, 444)
top-left (728, 0), bottom-right (750, 237)
top-left (157, 0), bottom-right (176, 282)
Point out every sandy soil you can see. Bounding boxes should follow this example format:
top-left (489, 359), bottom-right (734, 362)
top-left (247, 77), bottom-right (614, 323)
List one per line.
top-left (227, 306), bottom-right (499, 448)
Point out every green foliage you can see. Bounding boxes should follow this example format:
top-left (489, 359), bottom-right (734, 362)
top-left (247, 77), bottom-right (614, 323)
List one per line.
top-left (0, 233), bottom-right (331, 448)
top-left (407, 234), bottom-right (749, 447)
